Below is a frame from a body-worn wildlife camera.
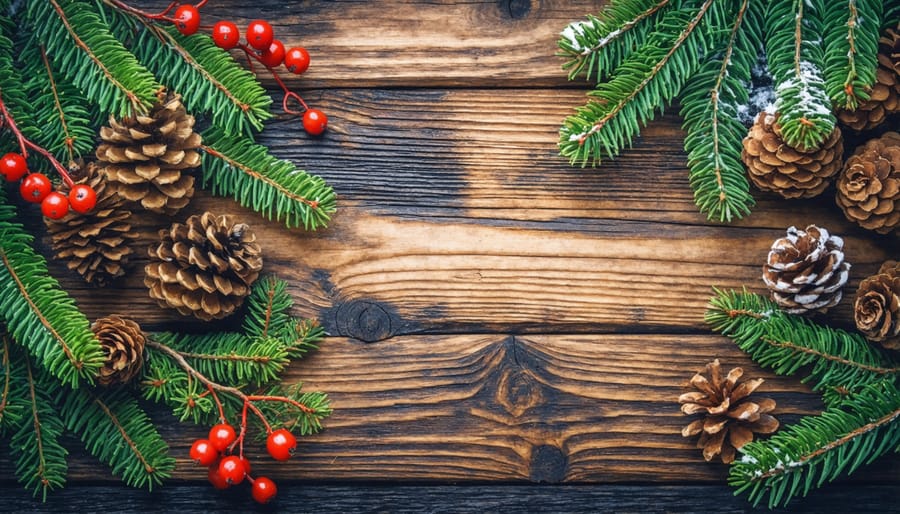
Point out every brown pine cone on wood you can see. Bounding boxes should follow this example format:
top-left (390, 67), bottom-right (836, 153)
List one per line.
top-left (145, 212), bottom-right (263, 321)
top-left (762, 225), bottom-right (850, 314)
top-left (95, 91), bottom-right (200, 215)
top-left (836, 25), bottom-right (900, 131)
top-left (836, 131), bottom-right (900, 234)
top-left (854, 261), bottom-right (900, 351)
top-left (44, 163), bottom-right (138, 287)
top-left (92, 315), bottom-right (146, 386)
top-left (679, 359), bottom-right (779, 464)
top-left (741, 112), bottom-right (843, 199)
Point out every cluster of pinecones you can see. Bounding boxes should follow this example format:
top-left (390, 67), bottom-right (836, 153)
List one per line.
top-left (742, 24), bottom-right (900, 235)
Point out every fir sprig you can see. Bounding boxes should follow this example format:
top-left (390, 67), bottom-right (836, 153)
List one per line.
top-left (822, 0), bottom-right (882, 111)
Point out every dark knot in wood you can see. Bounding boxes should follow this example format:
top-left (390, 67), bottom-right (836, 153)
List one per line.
top-left (529, 444), bottom-right (567, 483)
top-left (334, 299), bottom-right (394, 343)
top-left (502, 0), bottom-right (532, 19)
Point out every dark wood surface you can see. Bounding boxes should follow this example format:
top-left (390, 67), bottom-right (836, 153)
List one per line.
top-left (2, 0), bottom-right (899, 512)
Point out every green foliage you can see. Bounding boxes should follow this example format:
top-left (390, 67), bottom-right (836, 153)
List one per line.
top-left (0, 14), bottom-right (41, 156)
top-left (0, 332), bottom-right (26, 434)
top-left (822, 0), bottom-right (882, 110)
top-left (242, 275), bottom-right (326, 358)
top-left (254, 382), bottom-right (332, 436)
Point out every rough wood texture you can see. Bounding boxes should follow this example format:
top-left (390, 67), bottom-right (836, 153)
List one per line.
top-left (2, 0), bottom-right (898, 511)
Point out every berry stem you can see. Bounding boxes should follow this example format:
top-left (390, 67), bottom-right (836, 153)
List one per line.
top-left (0, 91), bottom-right (74, 187)
top-left (207, 384), bottom-right (226, 424)
top-left (104, 0), bottom-right (178, 22)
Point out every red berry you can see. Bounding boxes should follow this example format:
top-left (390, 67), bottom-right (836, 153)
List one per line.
top-left (266, 429), bottom-right (297, 461)
top-left (189, 439), bottom-right (219, 466)
top-left (19, 173), bottom-right (52, 203)
top-left (246, 20), bottom-right (274, 50)
top-left (251, 476), bottom-right (278, 504)
top-left (0, 152), bottom-right (28, 182)
top-left (68, 184), bottom-right (97, 214)
top-left (284, 47), bottom-right (310, 74)
top-left (239, 455), bottom-right (252, 475)
top-left (212, 20), bottom-right (239, 49)
top-left (41, 191), bottom-right (69, 219)
top-left (218, 455), bottom-right (246, 485)
top-left (257, 39), bottom-right (285, 68)
top-left (208, 423), bottom-right (237, 452)
top-left (207, 464), bottom-right (230, 490)
top-left (302, 109), bottom-right (328, 136)
top-left (174, 5), bottom-right (201, 36)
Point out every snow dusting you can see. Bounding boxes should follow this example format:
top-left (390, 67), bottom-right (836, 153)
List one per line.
top-left (561, 21), bottom-right (591, 52)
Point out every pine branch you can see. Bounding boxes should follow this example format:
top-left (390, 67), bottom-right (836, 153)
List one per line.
top-left (0, 188), bottom-right (105, 387)
top-left (200, 127), bottom-right (337, 230)
top-left (243, 275), bottom-right (294, 339)
top-left (765, 0), bottom-right (836, 151)
top-left (0, 14), bottom-right (41, 157)
top-left (0, 330), bottom-right (25, 434)
top-left (729, 380), bottom-right (900, 508)
top-left (822, 0), bottom-right (882, 110)
top-left (253, 382), bottom-right (331, 436)
top-left (678, 0), bottom-right (759, 222)
top-left (278, 317), bottom-right (325, 359)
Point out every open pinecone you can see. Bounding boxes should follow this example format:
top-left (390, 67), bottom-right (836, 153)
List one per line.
top-left (836, 131), bottom-right (900, 234)
top-left (96, 91), bottom-right (200, 215)
top-left (679, 359), bottom-right (779, 464)
top-left (762, 225), bottom-right (850, 314)
top-left (44, 162), bottom-right (138, 287)
top-left (92, 315), bottom-right (146, 386)
top-left (145, 212), bottom-right (263, 321)
top-left (742, 112), bottom-right (843, 199)
top-left (836, 25), bottom-right (900, 131)
top-left (854, 261), bottom-right (900, 351)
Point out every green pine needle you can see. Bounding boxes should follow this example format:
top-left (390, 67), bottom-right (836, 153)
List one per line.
top-left (243, 275), bottom-right (295, 339)
top-left (822, 0), bottom-right (882, 110)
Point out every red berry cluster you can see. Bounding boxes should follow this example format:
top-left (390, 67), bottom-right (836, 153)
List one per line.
top-left (189, 422), bottom-right (298, 504)
top-left (1, 152), bottom-right (96, 219)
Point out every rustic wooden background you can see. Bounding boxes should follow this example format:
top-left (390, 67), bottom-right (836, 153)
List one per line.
top-left (3, 1), bottom-right (899, 512)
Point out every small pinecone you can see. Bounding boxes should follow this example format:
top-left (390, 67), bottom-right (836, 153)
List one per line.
top-left (679, 359), bottom-right (779, 464)
top-left (145, 212), bottom-right (263, 321)
top-left (92, 315), bottom-right (146, 386)
top-left (96, 92), bottom-right (200, 215)
top-left (742, 112), bottom-right (843, 199)
top-left (836, 26), bottom-right (900, 131)
top-left (836, 131), bottom-right (900, 234)
top-left (762, 225), bottom-right (851, 314)
top-left (44, 163), bottom-right (138, 287)
top-left (854, 261), bottom-right (900, 351)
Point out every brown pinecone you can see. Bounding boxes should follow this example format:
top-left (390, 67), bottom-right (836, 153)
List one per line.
top-left (836, 131), bottom-right (900, 234)
top-left (145, 212), bottom-right (263, 321)
top-left (679, 359), bottom-right (779, 464)
top-left (96, 91), bottom-right (200, 215)
top-left (742, 112), bottom-right (843, 199)
top-left (762, 225), bottom-right (851, 314)
top-left (854, 261), bottom-right (900, 351)
top-left (836, 26), bottom-right (900, 131)
top-left (92, 315), bottom-right (146, 386)
top-left (44, 163), bottom-right (138, 287)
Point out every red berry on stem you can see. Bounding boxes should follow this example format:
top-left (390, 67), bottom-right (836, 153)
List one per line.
top-left (68, 184), bottom-right (97, 214)
top-left (246, 20), bottom-right (274, 50)
top-left (257, 39), bottom-right (285, 68)
top-left (174, 4), bottom-right (201, 36)
top-left (189, 439), bottom-right (219, 466)
top-left (284, 47), bottom-right (310, 74)
top-left (207, 464), bottom-right (230, 490)
top-left (218, 455), bottom-right (246, 485)
top-left (212, 20), bottom-right (240, 49)
top-left (239, 455), bottom-right (252, 475)
top-left (251, 476), bottom-right (278, 504)
top-left (302, 109), bottom-right (328, 136)
top-left (41, 191), bottom-right (69, 219)
top-left (0, 152), bottom-right (28, 182)
top-left (266, 429), bottom-right (297, 461)
top-left (208, 423), bottom-right (237, 452)
top-left (19, 173), bottom-right (52, 203)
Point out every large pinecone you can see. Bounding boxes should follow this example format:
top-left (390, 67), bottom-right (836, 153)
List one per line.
top-left (836, 26), bottom-right (900, 131)
top-left (762, 225), bottom-right (850, 314)
top-left (679, 359), bottom-right (779, 464)
top-left (742, 112), bottom-right (843, 199)
top-left (145, 212), bottom-right (263, 321)
top-left (854, 261), bottom-right (900, 351)
top-left (44, 163), bottom-right (138, 287)
top-left (836, 131), bottom-right (900, 234)
top-left (92, 315), bottom-right (146, 386)
top-left (96, 92), bottom-right (200, 215)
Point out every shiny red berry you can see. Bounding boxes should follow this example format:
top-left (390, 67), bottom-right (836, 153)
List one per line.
top-left (239, 455), bottom-right (252, 475)
top-left (207, 464), bottom-right (230, 490)
top-left (284, 47), bottom-right (310, 74)
top-left (189, 439), bottom-right (219, 466)
top-left (41, 191), bottom-right (69, 219)
top-left (68, 184), bottom-right (97, 214)
top-left (218, 455), bottom-right (246, 485)
top-left (266, 429), bottom-right (297, 461)
top-left (174, 5), bottom-right (201, 36)
top-left (208, 423), bottom-right (237, 452)
top-left (19, 173), bottom-right (52, 203)
top-left (302, 109), bottom-right (328, 136)
top-left (251, 476), bottom-right (278, 504)
top-left (211, 20), bottom-right (239, 49)
top-left (246, 20), bottom-right (274, 50)
top-left (257, 39), bottom-right (285, 68)
top-left (0, 152), bottom-right (28, 182)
